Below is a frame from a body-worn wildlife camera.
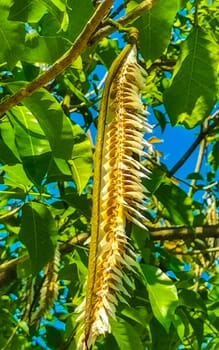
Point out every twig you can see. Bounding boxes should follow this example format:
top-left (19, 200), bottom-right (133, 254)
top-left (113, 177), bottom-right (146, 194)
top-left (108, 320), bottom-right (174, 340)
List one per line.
top-left (149, 224), bottom-right (219, 240)
top-left (188, 120), bottom-right (208, 197)
top-left (0, 0), bottom-right (114, 118)
top-left (168, 128), bottom-right (203, 177)
top-left (1, 225), bottom-right (219, 287)
top-left (169, 111), bottom-right (219, 177)
top-left (170, 246), bottom-right (219, 256)
top-left (0, 232), bottom-right (89, 273)
top-left (0, 254), bottom-right (28, 273)
top-left (91, 0), bottom-right (155, 43)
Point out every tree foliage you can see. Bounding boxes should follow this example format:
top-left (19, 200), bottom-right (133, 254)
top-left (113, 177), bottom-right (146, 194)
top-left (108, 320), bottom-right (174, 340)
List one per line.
top-left (0, 0), bottom-right (218, 349)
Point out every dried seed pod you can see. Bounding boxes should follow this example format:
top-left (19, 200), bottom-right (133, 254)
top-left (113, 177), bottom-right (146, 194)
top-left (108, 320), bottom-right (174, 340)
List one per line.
top-left (77, 29), bottom-right (152, 350)
top-left (31, 245), bottom-right (60, 325)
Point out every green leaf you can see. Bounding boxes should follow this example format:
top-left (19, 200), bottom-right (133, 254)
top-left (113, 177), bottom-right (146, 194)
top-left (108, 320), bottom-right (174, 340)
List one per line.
top-left (8, 0), bottom-right (47, 22)
top-left (0, 117), bottom-right (21, 164)
top-left (0, 1), bottom-right (25, 68)
top-left (134, 0), bottom-right (179, 61)
top-left (183, 309), bottom-right (204, 347)
top-left (62, 187), bottom-right (92, 218)
top-left (7, 106), bottom-right (52, 185)
top-left (19, 202), bottom-right (58, 275)
top-left (145, 166), bottom-right (166, 194)
top-left (0, 186), bottom-right (26, 211)
top-left (46, 324), bottom-right (64, 348)
top-left (2, 163), bottom-right (33, 189)
top-left (46, 122), bottom-right (92, 192)
top-left (164, 27), bottom-right (219, 127)
top-left (141, 264), bottom-right (178, 331)
top-left (66, 0), bottom-right (93, 41)
top-left (68, 124), bottom-right (93, 194)
top-left (42, 0), bottom-right (69, 32)
top-left (63, 76), bottom-right (88, 104)
top-left (155, 182), bottom-right (194, 226)
top-left (121, 306), bottom-right (149, 328)
top-left (150, 317), bottom-right (179, 350)
top-left (209, 141), bottom-right (219, 171)
top-left (7, 83), bottom-right (75, 161)
top-left (6, 107), bottom-right (50, 157)
top-left (186, 172), bottom-right (203, 180)
top-left (21, 33), bottom-right (71, 64)
top-left (178, 289), bottom-right (206, 311)
top-left (111, 317), bottom-right (144, 350)
top-left (46, 158), bottom-right (72, 183)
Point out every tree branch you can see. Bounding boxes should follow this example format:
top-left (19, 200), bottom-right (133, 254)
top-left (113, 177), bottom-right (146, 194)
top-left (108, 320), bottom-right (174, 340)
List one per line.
top-left (168, 110), bottom-right (219, 177)
top-left (0, 232), bottom-right (89, 288)
top-left (0, 0), bottom-right (157, 118)
top-left (2, 225), bottom-right (219, 286)
top-left (149, 224), bottom-right (219, 241)
top-left (188, 120), bottom-right (208, 197)
top-left (0, 0), bottom-right (114, 118)
top-left (91, 0), bottom-right (154, 43)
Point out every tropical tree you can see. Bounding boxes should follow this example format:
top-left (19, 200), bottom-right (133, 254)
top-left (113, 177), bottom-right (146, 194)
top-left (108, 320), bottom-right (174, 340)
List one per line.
top-left (0, 0), bottom-right (218, 349)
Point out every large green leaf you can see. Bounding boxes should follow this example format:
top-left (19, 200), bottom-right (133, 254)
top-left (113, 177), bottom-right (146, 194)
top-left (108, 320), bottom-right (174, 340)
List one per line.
top-left (68, 124), bottom-right (93, 194)
top-left (121, 306), bottom-right (150, 328)
top-left (155, 182), bottom-right (194, 226)
top-left (111, 317), bottom-right (144, 350)
top-left (0, 1), bottom-right (25, 68)
top-left (179, 289), bottom-right (206, 312)
top-left (19, 202), bottom-right (58, 275)
top-left (21, 33), bottom-right (71, 64)
top-left (7, 106), bottom-right (52, 185)
top-left (8, 83), bottom-right (75, 161)
top-left (133, 0), bottom-right (178, 61)
top-left (62, 187), bottom-right (92, 218)
top-left (2, 163), bottom-right (33, 189)
top-left (46, 158), bottom-right (72, 183)
top-left (141, 264), bottom-right (178, 332)
top-left (7, 106), bottom-right (51, 158)
top-left (209, 141), bottom-right (219, 171)
top-left (42, 0), bottom-right (69, 32)
top-left (164, 27), bottom-right (219, 127)
top-left (66, 0), bottom-right (93, 41)
top-left (8, 0), bottom-right (46, 22)
top-left (0, 116), bottom-right (21, 164)
top-left (45, 124), bottom-right (92, 193)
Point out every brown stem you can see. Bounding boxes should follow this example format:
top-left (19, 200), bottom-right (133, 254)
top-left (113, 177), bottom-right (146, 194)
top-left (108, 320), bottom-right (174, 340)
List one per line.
top-left (0, 0), bottom-right (114, 118)
top-left (149, 224), bottom-right (219, 240)
top-left (171, 246), bottom-right (219, 256)
top-left (91, 0), bottom-right (155, 43)
top-left (2, 225), bottom-right (219, 282)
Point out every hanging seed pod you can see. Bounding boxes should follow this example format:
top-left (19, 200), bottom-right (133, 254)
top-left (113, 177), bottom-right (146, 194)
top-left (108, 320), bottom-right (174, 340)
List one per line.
top-left (77, 29), bottom-right (152, 350)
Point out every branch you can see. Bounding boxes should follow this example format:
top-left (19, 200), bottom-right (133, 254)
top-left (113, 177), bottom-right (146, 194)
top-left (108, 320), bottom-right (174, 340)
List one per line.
top-left (168, 110), bottom-right (219, 177)
top-left (91, 0), bottom-right (154, 43)
top-left (0, 0), bottom-right (114, 118)
top-left (188, 120), bottom-right (208, 196)
top-left (2, 225), bottom-right (219, 284)
top-left (171, 246), bottom-right (219, 256)
top-left (149, 224), bottom-right (219, 240)
top-left (0, 233), bottom-right (89, 288)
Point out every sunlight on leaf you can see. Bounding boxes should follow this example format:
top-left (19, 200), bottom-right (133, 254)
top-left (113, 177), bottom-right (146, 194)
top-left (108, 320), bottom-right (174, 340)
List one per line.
top-left (133, 0), bottom-right (179, 61)
top-left (141, 264), bottom-right (178, 332)
top-left (111, 317), bottom-right (144, 350)
top-left (164, 27), bottom-right (218, 127)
